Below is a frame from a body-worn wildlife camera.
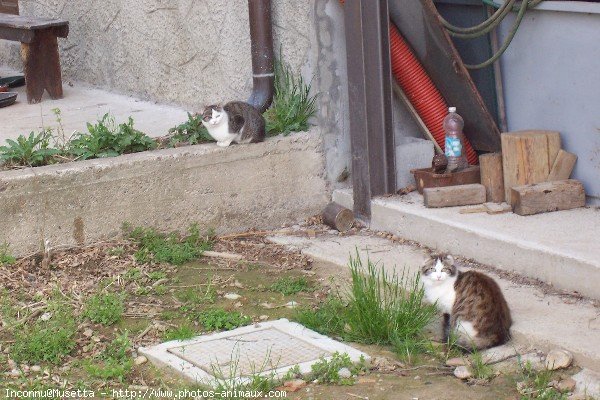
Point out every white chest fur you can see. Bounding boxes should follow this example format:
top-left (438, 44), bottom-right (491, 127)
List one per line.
top-left (423, 278), bottom-right (457, 314)
top-left (206, 119), bottom-right (234, 142)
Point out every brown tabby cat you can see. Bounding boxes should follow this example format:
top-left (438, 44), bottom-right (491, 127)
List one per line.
top-left (421, 255), bottom-right (512, 350)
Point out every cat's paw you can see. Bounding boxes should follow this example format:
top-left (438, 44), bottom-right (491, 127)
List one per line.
top-left (216, 141), bottom-right (231, 147)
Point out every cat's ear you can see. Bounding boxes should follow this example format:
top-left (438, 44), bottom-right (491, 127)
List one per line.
top-left (445, 255), bottom-right (455, 265)
top-left (421, 257), bottom-right (434, 272)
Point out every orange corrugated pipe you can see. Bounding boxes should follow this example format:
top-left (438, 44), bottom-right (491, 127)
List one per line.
top-left (339, 0), bottom-right (478, 164)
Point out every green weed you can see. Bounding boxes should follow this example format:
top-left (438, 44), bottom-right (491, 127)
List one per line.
top-left (270, 276), bottom-right (313, 295)
top-left (154, 285), bottom-right (168, 295)
top-left (85, 332), bottom-right (132, 382)
top-left (83, 292), bottom-right (125, 326)
top-left (124, 267), bottom-right (142, 281)
top-left (470, 349), bottom-right (494, 380)
top-left (167, 113), bottom-right (213, 146)
top-left (163, 324), bottom-right (197, 341)
top-left (11, 302), bottom-right (77, 364)
top-left (310, 352), bottom-right (367, 385)
top-left (516, 360), bottom-right (568, 400)
top-left (126, 224), bottom-right (213, 265)
top-left (148, 271), bottom-right (167, 281)
top-left (295, 296), bottom-right (347, 337)
top-left (264, 51), bottom-right (316, 136)
top-left (197, 308), bottom-right (251, 331)
top-left (107, 246), bottom-right (126, 257)
top-left (0, 130), bottom-right (59, 167)
top-left (0, 243), bottom-right (16, 266)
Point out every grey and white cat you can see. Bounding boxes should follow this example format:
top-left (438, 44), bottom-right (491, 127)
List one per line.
top-left (200, 101), bottom-right (265, 147)
top-left (421, 254), bottom-right (512, 350)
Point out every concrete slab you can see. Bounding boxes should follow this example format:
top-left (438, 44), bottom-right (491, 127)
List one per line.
top-left (333, 189), bottom-right (600, 300)
top-left (139, 319), bottom-right (369, 386)
top-left (0, 129), bottom-right (328, 257)
top-left (573, 368), bottom-right (600, 399)
top-left (0, 67), bottom-right (188, 143)
top-left (268, 232), bottom-right (600, 371)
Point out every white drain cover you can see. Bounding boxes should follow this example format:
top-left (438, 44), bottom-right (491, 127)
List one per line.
top-left (139, 319), bottom-right (369, 386)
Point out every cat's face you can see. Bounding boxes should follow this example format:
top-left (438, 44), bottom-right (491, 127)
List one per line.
top-left (201, 105), bottom-right (225, 126)
top-left (421, 255), bottom-right (457, 283)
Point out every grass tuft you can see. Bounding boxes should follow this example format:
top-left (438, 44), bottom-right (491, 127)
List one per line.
top-left (11, 301), bottom-right (77, 364)
top-left (83, 292), bottom-right (125, 326)
top-left (310, 352), bottom-right (368, 385)
top-left (163, 324), bottom-right (197, 341)
top-left (270, 276), bottom-right (313, 295)
top-left (516, 360), bottom-right (568, 400)
top-left (197, 308), bottom-right (251, 331)
top-left (85, 332), bottom-right (133, 382)
top-left (0, 243), bottom-right (16, 266)
top-left (264, 51), bottom-right (316, 136)
top-left (295, 254), bottom-right (435, 362)
top-left (126, 223), bottom-right (213, 265)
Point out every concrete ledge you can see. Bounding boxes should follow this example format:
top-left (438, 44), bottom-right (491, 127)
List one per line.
top-left (0, 129), bottom-right (328, 256)
top-left (269, 233), bottom-right (600, 371)
top-left (333, 189), bottom-right (600, 300)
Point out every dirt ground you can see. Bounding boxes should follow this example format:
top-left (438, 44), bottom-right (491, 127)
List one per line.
top-left (0, 231), bottom-right (578, 399)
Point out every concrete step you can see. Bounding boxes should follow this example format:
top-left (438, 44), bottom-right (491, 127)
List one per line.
top-left (269, 233), bottom-right (600, 372)
top-left (333, 189), bottom-right (600, 301)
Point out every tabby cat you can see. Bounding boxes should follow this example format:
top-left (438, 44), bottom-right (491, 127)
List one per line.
top-left (421, 254), bottom-right (512, 350)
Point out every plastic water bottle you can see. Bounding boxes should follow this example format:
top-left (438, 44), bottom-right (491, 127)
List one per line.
top-left (443, 107), bottom-right (468, 172)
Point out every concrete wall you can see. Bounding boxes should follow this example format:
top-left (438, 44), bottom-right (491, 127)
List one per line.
top-left (0, 0), bottom-right (357, 187)
top-left (498, 2), bottom-right (600, 204)
top-left (0, 130), bottom-right (328, 257)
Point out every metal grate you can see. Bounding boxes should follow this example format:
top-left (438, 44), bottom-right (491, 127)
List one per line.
top-left (168, 327), bottom-right (331, 379)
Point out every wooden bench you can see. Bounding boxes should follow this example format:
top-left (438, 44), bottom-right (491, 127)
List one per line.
top-left (0, 13), bottom-right (68, 103)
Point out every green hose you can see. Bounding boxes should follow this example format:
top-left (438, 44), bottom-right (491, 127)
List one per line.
top-left (438, 0), bottom-right (544, 69)
top-left (464, 0), bottom-right (530, 69)
top-left (440, 0), bottom-right (515, 35)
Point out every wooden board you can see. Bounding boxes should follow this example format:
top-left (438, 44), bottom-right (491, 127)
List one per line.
top-left (547, 150), bottom-right (577, 181)
top-left (479, 153), bottom-right (504, 203)
top-left (510, 180), bottom-right (585, 216)
top-left (515, 130), bottom-right (561, 170)
top-left (424, 183), bottom-right (486, 208)
top-left (501, 132), bottom-right (550, 204)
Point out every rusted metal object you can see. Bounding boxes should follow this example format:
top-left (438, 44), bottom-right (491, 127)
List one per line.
top-left (411, 166), bottom-right (481, 194)
top-left (322, 202), bottom-right (354, 232)
top-left (388, 0), bottom-right (501, 152)
top-left (432, 154), bottom-right (448, 173)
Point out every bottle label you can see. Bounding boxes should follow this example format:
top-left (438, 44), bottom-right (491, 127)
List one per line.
top-left (445, 137), bottom-right (462, 157)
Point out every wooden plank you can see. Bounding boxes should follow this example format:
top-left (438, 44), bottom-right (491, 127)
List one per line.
top-left (501, 132), bottom-right (550, 204)
top-left (511, 180), bottom-right (585, 216)
top-left (516, 130), bottom-right (561, 170)
top-left (547, 150), bottom-right (577, 181)
top-left (479, 153), bottom-right (504, 203)
top-left (392, 81), bottom-right (443, 154)
top-left (21, 29), bottom-right (63, 103)
top-left (423, 183), bottom-right (486, 208)
top-left (389, 0), bottom-right (501, 152)
top-left (0, 13), bottom-right (68, 30)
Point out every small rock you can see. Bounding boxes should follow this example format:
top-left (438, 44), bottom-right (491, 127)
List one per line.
top-left (20, 364), bottom-right (29, 373)
top-left (446, 357), bottom-right (468, 367)
top-left (30, 365), bottom-right (42, 373)
top-left (7, 359), bottom-right (16, 369)
top-left (83, 328), bottom-right (93, 338)
top-left (40, 312), bottom-right (52, 321)
top-left (285, 301), bottom-right (298, 309)
top-left (480, 344), bottom-right (520, 365)
top-left (545, 349), bottom-right (573, 370)
top-left (557, 378), bottom-right (576, 392)
top-left (259, 315), bottom-right (269, 321)
top-left (9, 369), bottom-right (20, 377)
top-left (283, 379), bottom-right (306, 392)
top-left (233, 302), bottom-right (243, 308)
top-left (338, 367), bottom-right (352, 379)
top-left (231, 280), bottom-right (244, 289)
top-left (92, 336), bottom-right (101, 343)
top-left (414, 375), bottom-right (421, 380)
top-left (260, 302), bottom-right (275, 309)
top-left (454, 366), bottom-right (473, 380)
top-left (224, 293), bottom-right (241, 300)
top-left (572, 368), bottom-right (600, 399)
top-left (134, 355), bottom-right (148, 366)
